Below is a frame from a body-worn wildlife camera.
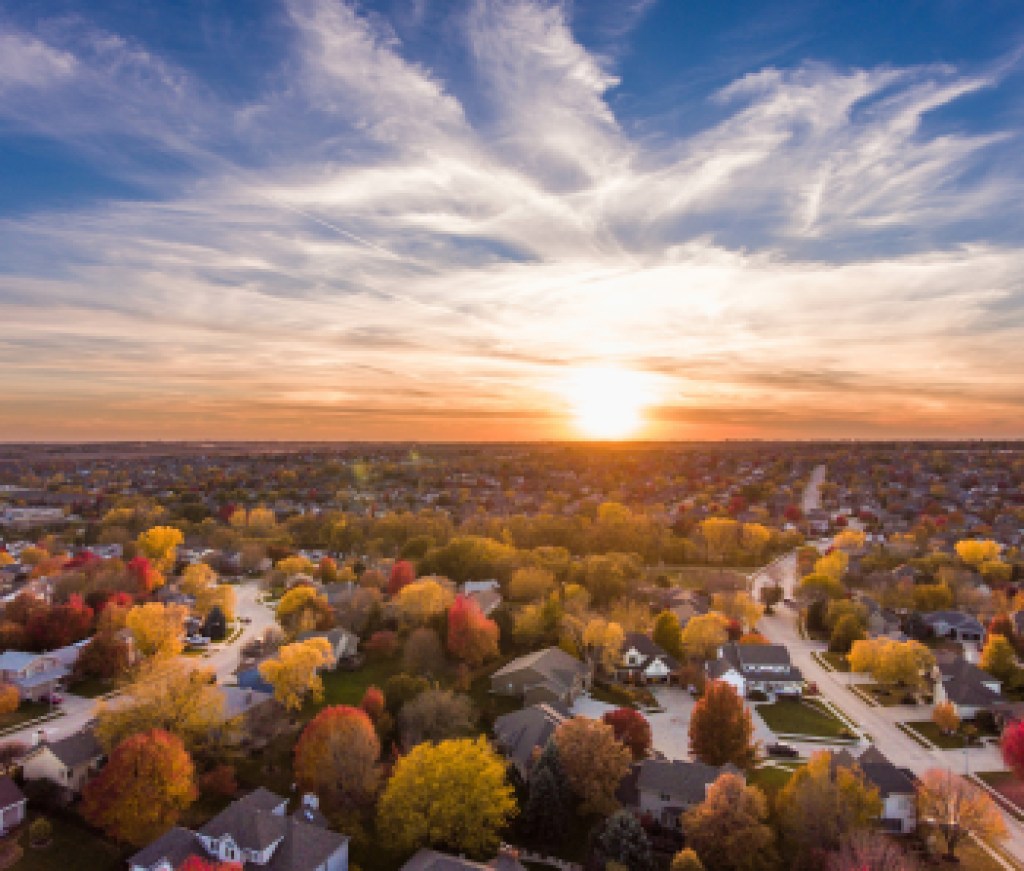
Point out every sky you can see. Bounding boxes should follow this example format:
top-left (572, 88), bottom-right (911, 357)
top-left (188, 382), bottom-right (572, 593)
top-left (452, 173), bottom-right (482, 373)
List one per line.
top-left (1, 0), bottom-right (1023, 442)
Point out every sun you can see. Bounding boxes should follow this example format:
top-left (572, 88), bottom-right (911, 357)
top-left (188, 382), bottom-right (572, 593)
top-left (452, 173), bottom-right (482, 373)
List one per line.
top-left (563, 365), bottom-right (653, 440)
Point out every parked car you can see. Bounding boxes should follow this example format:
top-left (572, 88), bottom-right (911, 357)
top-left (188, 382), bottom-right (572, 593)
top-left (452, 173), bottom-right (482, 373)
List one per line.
top-left (45, 692), bottom-right (64, 705)
top-left (766, 742), bottom-right (799, 759)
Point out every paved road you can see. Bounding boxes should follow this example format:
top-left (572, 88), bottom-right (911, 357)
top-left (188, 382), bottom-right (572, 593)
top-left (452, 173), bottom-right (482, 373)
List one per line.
top-left (6, 581), bottom-right (274, 746)
top-left (802, 463), bottom-right (827, 514)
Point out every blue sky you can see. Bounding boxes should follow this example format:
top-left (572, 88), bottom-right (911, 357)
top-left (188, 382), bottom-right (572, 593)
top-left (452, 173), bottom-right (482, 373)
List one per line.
top-left (1, 0), bottom-right (1023, 440)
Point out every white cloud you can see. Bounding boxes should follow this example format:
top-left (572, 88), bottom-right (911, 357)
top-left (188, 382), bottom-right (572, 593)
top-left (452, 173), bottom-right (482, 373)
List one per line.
top-left (0, 33), bottom-right (76, 89)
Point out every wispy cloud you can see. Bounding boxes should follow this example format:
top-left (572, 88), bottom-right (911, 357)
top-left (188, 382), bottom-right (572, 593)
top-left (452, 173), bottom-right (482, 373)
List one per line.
top-left (0, 0), bottom-right (1022, 440)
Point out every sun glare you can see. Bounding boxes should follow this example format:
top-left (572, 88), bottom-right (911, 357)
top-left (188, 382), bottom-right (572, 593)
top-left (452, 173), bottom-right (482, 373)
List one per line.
top-left (564, 365), bottom-right (653, 440)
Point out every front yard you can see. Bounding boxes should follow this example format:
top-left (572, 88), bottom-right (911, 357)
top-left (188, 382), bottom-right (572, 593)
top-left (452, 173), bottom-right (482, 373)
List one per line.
top-left (0, 702), bottom-right (56, 733)
top-left (755, 699), bottom-right (853, 739)
top-left (901, 719), bottom-right (998, 750)
top-left (9, 813), bottom-right (126, 871)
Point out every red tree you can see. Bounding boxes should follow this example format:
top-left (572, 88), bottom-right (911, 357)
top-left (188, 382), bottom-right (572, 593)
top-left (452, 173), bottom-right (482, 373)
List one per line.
top-left (387, 560), bottom-right (416, 597)
top-left (128, 556), bottom-right (160, 595)
top-left (1002, 720), bottom-right (1024, 779)
top-left (177, 857), bottom-right (243, 871)
top-left (26, 595), bottom-right (93, 650)
top-left (447, 595), bottom-right (499, 666)
top-left (989, 613), bottom-right (1015, 642)
top-left (293, 705), bottom-right (380, 809)
top-left (360, 686), bottom-right (385, 722)
top-left (601, 707), bottom-right (652, 760)
top-left (365, 630), bottom-right (399, 659)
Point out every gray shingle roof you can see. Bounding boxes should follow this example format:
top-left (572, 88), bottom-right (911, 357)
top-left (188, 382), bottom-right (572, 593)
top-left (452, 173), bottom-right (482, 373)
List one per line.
top-left (43, 728), bottom-right (103, 768)
top-left (493, 703), bottom-right (568, 773)
top-left (636, 759), bottom-right (739, 805)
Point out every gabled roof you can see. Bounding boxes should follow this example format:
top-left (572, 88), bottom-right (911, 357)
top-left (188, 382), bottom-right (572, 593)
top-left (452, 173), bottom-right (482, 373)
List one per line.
top-left (493, 703), bottom-right (568, 772)
top-left (636, 759), bottom-right (740, 805)
top-left (199, 787), bottom-right (289, 850)
top-left (39, 728), bottom-right (103, 768)
top-left (492, 648), bottom-right (587, 696)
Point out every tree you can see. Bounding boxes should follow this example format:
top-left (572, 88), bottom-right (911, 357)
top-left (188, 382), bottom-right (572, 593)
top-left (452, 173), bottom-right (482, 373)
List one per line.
top-left (582, 618), bottom-right (625, 671)
top-left (72, 628), bottom-right (131, 682)
top-left (398, 688), bottom-right (475, 748)
top-left (258, 637), bottom-right (333, 711)
top-left (391, 579), bottom-right (453, 626)
top-left (275, 586), bottom-right (333, 638)
top-left (989, 613), bottom-right (1015, 642)
top-left (194, 584), bottom-right (236, 622)
top-left (554, 716), bottom-right (632, 814)
top-left (827, 831), bottom-right (916, 871)
top-left (0, 684), bottom-right (18, 716)
top-left (592, 810), bottom-right (654, 871)
top-left (360, 686), bottom-right (385, 722)
top-left (126, 602), bottom-right (187, 658)
top-left (955, 539), bottom-right (1000, 568)
top-left (602, 707), bottom-right (652, 760)
top-left (293, 705), bottom-right (380, 810)
top-left (933, 701), bottom-right (960, 736)
top-left (980, 634), bottom-right (1017, 683)
top-left (383, 674), bottom-right (430, 716)
top-left (509, 567), bottom-right (555, 601)
top-left (653, 610), bottom-right (683, 659)
top-left (377, 737), bottom-right (516, 857)
top-left (387, 560), bottom-right (416, 597)
top-left (95, 659), bottom-right (226, 753)
top-left (683, 772), bottom-right (777, 871)
top-left (1001, 719), bottom-right (1024, 779)
top-left (848, 639), bottom-right (935, 690)
top-left (447, 595), bottom-right (500, 666)
top-left (917, 768), bottom-right (1006, 859)
top-left (700, 518), bottom-right (741, 563)
top-left (798, 573), bottom-right (845, 601)
top-left (82, 729), bottom-right (196, 846)
top-left (711, 592), bottom-right (763, 631)
top-left (520, 740), bottom-right (570, 844)
top-left (739, 631), bottom-right (768, 645)
top-left (136, 526), bottom-right (184, 573)
top-left (689, 681), bottom-right (755, 768)
top-left (776, 752), bottom-right (881, 870)
top-left (814, 550), bottom-right (848, 583)
top-left (829, 613), bottom-right (865, 655)
top-left (402, 627), bottom-right (446, 676)
top-left (670, 849), bottom-right (705, 871)
top-left (180, 563), bottom-right (217, 597)
top-left (275, 555), bottom-right (315, 578)
top-left (680, 613), bottom-right (730, 660)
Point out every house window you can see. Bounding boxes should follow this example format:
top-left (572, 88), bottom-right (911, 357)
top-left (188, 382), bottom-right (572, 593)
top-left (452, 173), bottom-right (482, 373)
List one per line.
top-left (660, 793), bottom-right (671, 802)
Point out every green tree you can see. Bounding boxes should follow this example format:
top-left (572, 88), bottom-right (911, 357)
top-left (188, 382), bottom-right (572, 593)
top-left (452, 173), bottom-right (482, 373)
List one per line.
top-left (592, 810), bottom-right (654, 871)
top-left (829, 613), bottom-right (865, 655)
top-left (653, 610), bottom-right (684, 659)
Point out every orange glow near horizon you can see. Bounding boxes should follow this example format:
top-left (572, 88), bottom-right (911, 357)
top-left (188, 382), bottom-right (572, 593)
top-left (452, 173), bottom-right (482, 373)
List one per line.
top-left (563, 365), bottom-right (656, 440)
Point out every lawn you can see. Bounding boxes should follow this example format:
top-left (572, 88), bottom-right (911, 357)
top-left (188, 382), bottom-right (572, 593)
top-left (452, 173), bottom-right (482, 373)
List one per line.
top-left (67, 676), bottom-right (115, 699)
top-left (318, 658), bottom-right (405, 707)
top-left (0, 702), bottom-right (56, 733)
top-left (11, 813), bottom-right (126, 871)
top-left (860, 683), bottom-right (921, 707)
top-left (821, 652), bottom-right (850, 672)
top-left (902, 719), bottom-right (995, 750)
top-left (749, 765), bottom-right (799, 796)
top-left (755, 699), bottom-right (852, 739)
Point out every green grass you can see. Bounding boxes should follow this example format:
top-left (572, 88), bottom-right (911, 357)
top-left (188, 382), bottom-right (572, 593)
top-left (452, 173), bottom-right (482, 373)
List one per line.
top-left (860, 683), bottom-right (921, 706)
top-left (67, 676), bottom-right (115, 698)
top-left (896, 721), bottom-right (932, 749)
top-left (755, 699), bottom-right (852, 739)
top-left (749, 765), bottom-right (799, 796)
top-left (318, 657), bottom-right (406, 707)
top-left (821, 652), bottom-right (850, 672)
top-left (11, 813), bottom-right (126, 871)
top-left (902, 719), bottom-right (993, 750)
top-left (0, 701), bottom-right (54, 731)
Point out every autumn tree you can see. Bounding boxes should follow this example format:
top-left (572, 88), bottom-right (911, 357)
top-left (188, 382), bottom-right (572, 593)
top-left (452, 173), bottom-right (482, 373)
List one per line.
top-left (670, 849), bottom-right (705, 871)
top-left (798, 572), bottom-right (845, 601)
top-left (955, 539), bottom-right (1000, 569)
top-left (402, 627), bottom-right (445, 676)
top-left (294, 705), bottom-right (380, 810)
top-left (126, 602), bottom-right (187, 658)
top-left (829, 613), bottom-right (865, 655)
top-left (653, 610), bottom-right (683, 659)
top-left (377, 737), bottom-right (516, 858)
top-left (712, 591), bottom-right (763, 631)
top-left (95, 659), bottom-right (226, 753)
top-left (980, 634), bottom-right (1017, 683)
top-left (82, 729), bottom-right (196, 846)
top-left (180, 563), bottom-right (216, 597)
top-left (917, 769), bottom-right (1006, 859)
top-left (275, 555), bottom-right (315, 579)
top-left (827, 831), bottom-right (916, 871)
top-left (1001, 719), bottom-right (1024, 779)
top-left (554, 716), bottom-right (632, 814)
top-left (0, 684), bottom-right (18, 716)
top-left (680, 613), bottom-right (730, 660)
top-left (447, 595), bottom-right (499, 666)
top-left (689, 681), bottom-right (755, 768)
top-left (932, 701), bottom-right (960, 736)
top-left (391, 579), bottom-right (453, 626)
top-left (683, 772), bottom-right (777, 871)
top-left (776, 752), bottom-right (881, 870)
top-left (195, 583), bottom-right (237, 622)
top-left (72, 628), bottom-right (131, 683)
top-left (360, 686), bottom-right (385, 723)
top-left (602, 707), bottom-right (652, 760)
top-left (509, 566), bottom-right (555, 601)
top-left (136, 526), bottom-right (184, 573)
top-left (592, 810), bottom-right (654, 871)
top-left (398, 688), bottom-right (475, 748)
top-left (582, 617), bottom-right (625, 671)
top-left (275, 586), bottom-right (333, 638)
top-left (848, 638), bottom-right (935, 690)
top-left (258, 637), bottom-right (333, 711)
top-left (387, 560), bottom-right (416, 597)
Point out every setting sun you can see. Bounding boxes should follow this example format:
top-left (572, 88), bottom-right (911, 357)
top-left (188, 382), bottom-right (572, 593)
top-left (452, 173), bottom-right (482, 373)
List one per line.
top-left (564, 365), bottom-right (654, 440)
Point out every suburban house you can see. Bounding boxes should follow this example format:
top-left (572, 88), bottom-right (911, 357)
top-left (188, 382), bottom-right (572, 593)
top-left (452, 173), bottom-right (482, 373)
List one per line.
top-left (705, 643), bottom-right (803, 698)
top-left (21, 728), bottom-right (105, 797)
top-left (858, 596), bottom-right (905, 640)
top-left (0, 650), bottom-right (69, 701)
top-left (400, 848), bottom-right (527, 871)
top-left (831, 747), bottom-right (917, 834)
top-left (490, 648), bottom-right (590, 706)
top-left (933, 653), bottom-right (1003, 718)
top-left (0, 776), bottom-right (26, 836)
top-left (493, 703), bottom-right (569, 777)
top-left (616, 633), bottom-right (679, 685)
top-left (296, 628), bottom-right (359, 666)
top-left (920, 611), bottom-right (985, 645)
top-left (128, 787), bottom-right (349, 871)
top-left (622, 759), bottom-right (740, 830)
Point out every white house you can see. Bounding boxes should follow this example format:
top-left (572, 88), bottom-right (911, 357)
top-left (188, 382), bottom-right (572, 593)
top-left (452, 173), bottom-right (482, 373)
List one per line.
top-left (933, 654), bottom-right (1002, 719)
top-left (705, 643), bottom-right (803, 698)
top-left (617, 633), bottom-right (679, 685)
top-left (21, 728), bottom-right (105, 797)
top-left (833, 747), bottom-right (917, 834)
top-left (0, 650), bottom-right (69, 701)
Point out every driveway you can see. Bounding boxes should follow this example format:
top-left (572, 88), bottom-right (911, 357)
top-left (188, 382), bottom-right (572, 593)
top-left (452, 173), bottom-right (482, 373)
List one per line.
top-left (571, 686), bottom-right (695, 761)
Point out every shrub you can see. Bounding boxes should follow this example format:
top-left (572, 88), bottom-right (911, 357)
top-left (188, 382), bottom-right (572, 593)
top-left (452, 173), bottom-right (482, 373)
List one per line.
top-left (28, 817), bottom-right (52, 846)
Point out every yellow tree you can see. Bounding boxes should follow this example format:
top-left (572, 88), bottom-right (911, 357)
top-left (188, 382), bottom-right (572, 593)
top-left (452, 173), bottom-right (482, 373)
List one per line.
top-left (275, 585), bottom-right (332, 638)
top-left (377, 737), bottom-right (516, 857)
top-left (583, 618), bottom-right (625, 671)
top-left (136, 526), bottom-right (184, 573)
top-left (195, 584), bottom-right (237, 621)
top-left (258, 637), bottom-right (333, 711)
top-left (740, 523), bottom-right (772, 558)
top-left (94, 659), bottom-right (227, 753)
top-left (392, 579), bottom-right (453, 626)
top-left (917, 769), bottom-right (1006, 859)
top-left (711, 591), bottom-right (763, 630)
top-left (509, 567), bottom-right (556, 602)
top-left (126, 602), bottom-right (187, 658)
top-left (833, 529), bottom-right (866, 551)
top-left (814, 550), bottom-right (849, 583)
top-left (932, 701), bottom-right (960, 735)
top-left (980, 634), bottom-right (1017, 683)
top-left (275, 555), bottom-right (315, 578)
top-left (247, 506), bottom-right (277, 532)
top-left (699, 518), bottom-right (740, 563)
top-left (680, 613), bottom-right (730, 660)
top-left (180, 563), bottom-right (216, 597)
top-left (955, 539), bottom-right (1000, 568)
